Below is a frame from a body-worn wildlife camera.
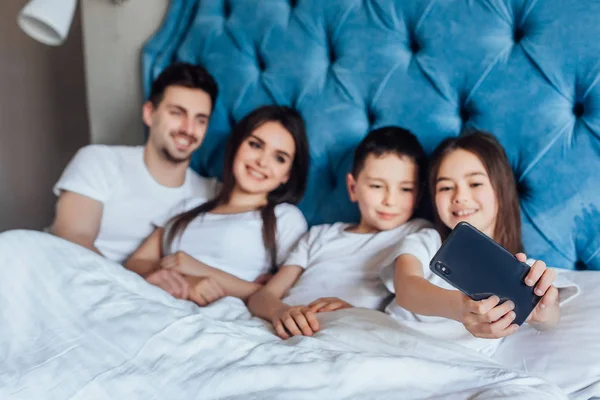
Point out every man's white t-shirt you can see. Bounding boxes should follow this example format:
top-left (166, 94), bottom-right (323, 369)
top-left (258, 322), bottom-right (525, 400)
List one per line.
top-left (155, 199), bottom-right (308, 282)
top-left (282, 219), bottom-right (433, 310)
top-left (382, 228), bottom-right (581, 356)
top-left (53, 145), bottom-right (219, 264)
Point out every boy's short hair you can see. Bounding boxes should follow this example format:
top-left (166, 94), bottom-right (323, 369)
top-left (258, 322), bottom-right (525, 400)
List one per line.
top-left (351, 126), bottom-right (427, 188)
top-left (148, 62), bottom-right (218, 110)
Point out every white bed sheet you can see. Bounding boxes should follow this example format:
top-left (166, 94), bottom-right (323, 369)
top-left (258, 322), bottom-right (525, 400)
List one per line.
top-left (0, 230), bottom-right (595, 399)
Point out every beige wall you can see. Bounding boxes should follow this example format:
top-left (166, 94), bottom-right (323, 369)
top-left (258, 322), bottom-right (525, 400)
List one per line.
top-left (80, 0), bottom-right (169, 145)
top-left (0, 1), bottom-right (90, 231)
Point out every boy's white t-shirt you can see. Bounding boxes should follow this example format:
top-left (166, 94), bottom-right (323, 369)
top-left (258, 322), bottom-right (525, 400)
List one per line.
top-left (155, 199), bottom-right (307, 282)
top-left (282, 218), bottom-right (433, 310)
top-left (382, 228), bottom-right (581, 356)
top-left (53, 145), bottom-right (219, 264)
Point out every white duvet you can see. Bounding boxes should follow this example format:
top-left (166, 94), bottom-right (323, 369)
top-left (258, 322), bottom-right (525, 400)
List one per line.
top-left (0, 230), bottom-right (598, 399)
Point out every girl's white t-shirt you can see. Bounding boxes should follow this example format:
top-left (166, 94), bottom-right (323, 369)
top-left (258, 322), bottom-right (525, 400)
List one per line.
top-left (154, 199), bottom-right (308, 282)
top-left (381, 228), bottom-right (581, 356)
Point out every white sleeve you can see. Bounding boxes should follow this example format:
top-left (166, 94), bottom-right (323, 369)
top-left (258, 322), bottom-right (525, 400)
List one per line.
top-left (53, 145), bottom-right (118, 203)
top-left (380, 228), bottom-right (442, 293)
top-left (275, 205), bottom-right (308, 266)
top-left (526, 259), bottom-right (581, 305)
top-left (281, 231), bottom-right (311, 269)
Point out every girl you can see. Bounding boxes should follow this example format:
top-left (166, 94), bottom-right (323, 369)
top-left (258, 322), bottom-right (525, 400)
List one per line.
top-left (384, 131), bottom-right (579, 355)
top-left (125, 105), bottom-right (310, 306)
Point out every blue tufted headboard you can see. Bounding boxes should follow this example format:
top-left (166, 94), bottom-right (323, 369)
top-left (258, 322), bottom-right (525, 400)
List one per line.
top-left (142, 0), bottom-right (600, 271)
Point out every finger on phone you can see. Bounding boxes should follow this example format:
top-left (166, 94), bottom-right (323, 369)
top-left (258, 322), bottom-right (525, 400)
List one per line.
top-left (473, 295), bottom-right (500, 315)
top-left (515, 253), bottom-right (527, 262)
top-left (539, 286), bottom-right (558, 308)
top-left (485, 300), bottom-right (515, 323)
top-left (534, 268), bottom-right (556, 297)
top-left (525, 260), bottom-right (546, 287)
top-left (489, 311), bottom-right (518, 337)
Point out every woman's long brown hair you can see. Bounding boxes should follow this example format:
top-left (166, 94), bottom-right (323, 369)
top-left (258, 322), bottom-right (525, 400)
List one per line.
top-left (428, 131), bottom-right (523, 254)
top-left (165, 105), bottom-right (310, 270)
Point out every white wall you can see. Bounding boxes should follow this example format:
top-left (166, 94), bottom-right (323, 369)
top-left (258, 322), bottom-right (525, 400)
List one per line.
top-left (81, 0), bottom-right (169, 145)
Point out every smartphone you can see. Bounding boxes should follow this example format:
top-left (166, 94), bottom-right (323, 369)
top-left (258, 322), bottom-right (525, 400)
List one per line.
top-left (429, 221), bottom-right (541, 325)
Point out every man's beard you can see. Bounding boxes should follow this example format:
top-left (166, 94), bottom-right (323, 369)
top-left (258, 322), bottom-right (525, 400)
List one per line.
top-left (160, 131), bottom-right (196, 164)
top-left (161, 147), bottom-right (191, 164)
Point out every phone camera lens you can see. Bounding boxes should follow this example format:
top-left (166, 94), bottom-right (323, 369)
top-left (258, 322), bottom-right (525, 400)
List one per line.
top-left (437, 262), bottom-right (451, 275)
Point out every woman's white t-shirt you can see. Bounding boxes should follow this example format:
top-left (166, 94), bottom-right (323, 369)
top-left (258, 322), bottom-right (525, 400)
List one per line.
top-left (154, 199), bottom-right (308, 282)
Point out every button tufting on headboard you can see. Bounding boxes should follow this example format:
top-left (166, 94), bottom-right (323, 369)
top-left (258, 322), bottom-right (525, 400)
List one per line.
top-left (573, 102), bottom-right (585, 118)
top-left (513, 27), bottom-right (525, 44)
top-left (143, 0), bottom-right (600, 270)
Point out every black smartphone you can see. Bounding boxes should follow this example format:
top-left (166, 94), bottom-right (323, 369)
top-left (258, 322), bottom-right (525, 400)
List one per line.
top-left (429, 221), bottom-right (541, 325)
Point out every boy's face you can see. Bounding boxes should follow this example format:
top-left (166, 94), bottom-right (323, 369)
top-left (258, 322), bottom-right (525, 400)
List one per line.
top-left (347, 153), bottom-right (419, 233)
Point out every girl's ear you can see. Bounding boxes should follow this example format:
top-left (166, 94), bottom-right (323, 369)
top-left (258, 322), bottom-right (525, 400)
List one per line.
top-left (346, 173), bottom-right (358, 202)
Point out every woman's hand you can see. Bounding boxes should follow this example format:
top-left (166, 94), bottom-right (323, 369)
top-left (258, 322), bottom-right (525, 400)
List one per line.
top-left (187, 276), bottom-right (226, 306)
top-left (146, 269), bottom-right (190, 299)
top-left (160, 251), bottom-right (210, 277)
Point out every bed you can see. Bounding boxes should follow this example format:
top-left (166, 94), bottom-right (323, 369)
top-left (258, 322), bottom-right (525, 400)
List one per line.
top-left (1, 0), bottom-right (599, 398)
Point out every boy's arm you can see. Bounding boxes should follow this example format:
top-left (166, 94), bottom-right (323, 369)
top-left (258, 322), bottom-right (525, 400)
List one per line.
top-left (247, 265), bottom-right (304, 320)
top-left (124, 228), bottom-right (163, 277)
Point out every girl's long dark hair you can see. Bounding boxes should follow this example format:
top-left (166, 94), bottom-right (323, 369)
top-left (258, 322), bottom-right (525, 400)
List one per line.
top-left (165, 105), bottom-right (310, 269)
top-left (428, 131), bottom-right (523, 254)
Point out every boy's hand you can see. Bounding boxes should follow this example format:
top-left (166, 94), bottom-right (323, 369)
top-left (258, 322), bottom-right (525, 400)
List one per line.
top-left (188, 276), bottom-right (226, 306)
top-left (308, 297), bottom-right (353, 313)
top-left (458, 293), bottom-right (519, 339)
top-left (146, 269), bottom-right (190, 299)
top-left (272, 305), bottom-right (319, 339)
top-left (516, 253), bottom-right (560, 326)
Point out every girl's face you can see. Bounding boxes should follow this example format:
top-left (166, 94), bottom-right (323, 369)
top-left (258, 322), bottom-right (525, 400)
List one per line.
top-left (232, 121), bottom-right (296, 197)
top-left (434, 149), bottom-right (498, 238)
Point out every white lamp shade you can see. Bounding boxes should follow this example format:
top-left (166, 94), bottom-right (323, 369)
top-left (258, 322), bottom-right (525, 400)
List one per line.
top-left (17, 0), bottom-right (77, 46)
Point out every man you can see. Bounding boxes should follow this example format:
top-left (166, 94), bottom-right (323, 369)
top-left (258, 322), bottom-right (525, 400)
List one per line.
top-left (50, 62), bottom-right (219, 265)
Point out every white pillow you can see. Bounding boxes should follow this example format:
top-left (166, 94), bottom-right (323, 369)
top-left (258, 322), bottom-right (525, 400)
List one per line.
top-left (493, 270), bottom-right (600, 400)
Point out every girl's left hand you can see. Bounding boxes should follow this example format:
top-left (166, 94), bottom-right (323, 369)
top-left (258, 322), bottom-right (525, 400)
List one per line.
top-left (308, 297), bottom-right (353, 313)
top-left (160, 251), bottom-right (209, 277)
top-left (516, 253), bottom-right (560, 324)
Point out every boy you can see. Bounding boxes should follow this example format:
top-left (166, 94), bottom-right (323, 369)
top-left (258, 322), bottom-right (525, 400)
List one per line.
top-left (248, 126), bottom-right (432, 339)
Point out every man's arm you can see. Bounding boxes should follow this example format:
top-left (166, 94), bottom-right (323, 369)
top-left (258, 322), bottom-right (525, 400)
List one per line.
top-left (50, 191), bottom-right (103, 256)
top-left (125, 228), bottom-right (163, 277)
